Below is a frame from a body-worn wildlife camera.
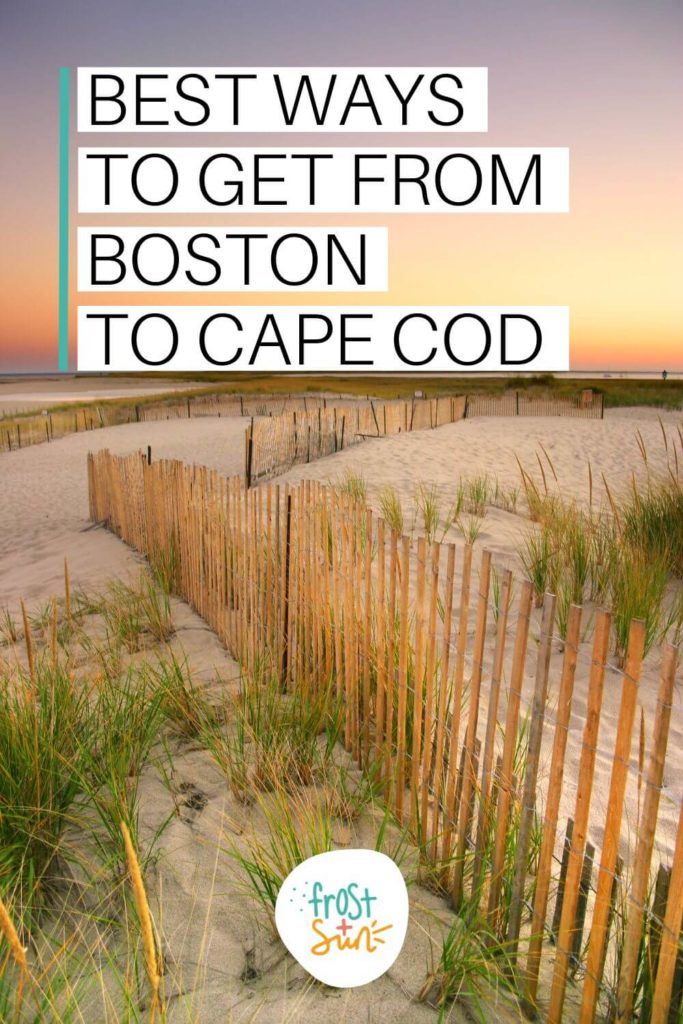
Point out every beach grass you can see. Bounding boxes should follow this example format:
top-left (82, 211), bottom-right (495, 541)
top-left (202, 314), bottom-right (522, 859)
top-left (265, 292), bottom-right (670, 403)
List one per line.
top-left (3, 403), bottom-right (683, 1021)
top-left (2, 374), bottom-right (681, 462)
top-left (379, 484), bottom-right (405, 535)
top-left (513, 425), bottom-right (682, 654)
top-left (0, 561), bottom-right (551, 1022)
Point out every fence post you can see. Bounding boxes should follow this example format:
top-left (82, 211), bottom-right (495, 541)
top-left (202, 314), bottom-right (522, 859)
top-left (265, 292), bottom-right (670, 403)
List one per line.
top-left (552, 819), bottom-right (574, 940)
top-left (524, 604), bottom-right (582, 1009)
top-left (370, 401), bottom-right (380, 435)
top-left (615, 645), bottom-right (678, 1024)
top-left (147, 445), bottom-right (152, 466)
top-left (579, 617), bottom-right (645, 1021)
top-left (340, 415), bottom-right (346, 450)
top-left (471, 569), bottom-right (513, 906)
top-left (639, 864), bottom-right (671, 1022)
top-left (548, 610), bottom-right (611, 1024)
top-left (451, 549), bottom-right (492, 910)
top-left (570, 842), bottom-right (595, 975)
top-left (507, 592), bottom-right (557, 958)
top-left (187, 397), bottom-right (191, 418)
top-left (245, 418), bottom-right (254, 488)
top-left (280, 492), bottom-right (293, 690)
top-left (650, 796), bottom-right (683, 1024)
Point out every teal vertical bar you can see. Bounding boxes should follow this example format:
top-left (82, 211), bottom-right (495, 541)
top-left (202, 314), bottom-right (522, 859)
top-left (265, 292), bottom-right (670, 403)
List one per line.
top-left (58, 67), bottom-right (70, 371)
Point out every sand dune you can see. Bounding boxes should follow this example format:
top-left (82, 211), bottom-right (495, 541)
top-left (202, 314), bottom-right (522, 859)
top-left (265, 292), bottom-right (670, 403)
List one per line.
top-left (0, 416), bottom-right (248, 607)
top-left (1, 406), bottom-right (680, 865)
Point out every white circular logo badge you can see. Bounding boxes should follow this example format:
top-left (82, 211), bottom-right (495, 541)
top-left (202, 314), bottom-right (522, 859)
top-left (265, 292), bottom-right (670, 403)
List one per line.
top-left (274, 849), bottom-right (409, 988)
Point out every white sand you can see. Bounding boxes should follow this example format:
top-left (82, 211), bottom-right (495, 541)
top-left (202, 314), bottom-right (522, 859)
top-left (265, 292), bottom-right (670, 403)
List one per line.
top-left (276, 406), bottom-right (680, 573)
top-left (0, 405), bottom-right (681, 1014)
top-left (9, 594), bottom-right (460, 1022)
top-left (272, 408), bottom-right (683, 866)
top-left (0, 417), bottom-right (248, 607)
top-left (0, 412), bottom-right (471, 1022)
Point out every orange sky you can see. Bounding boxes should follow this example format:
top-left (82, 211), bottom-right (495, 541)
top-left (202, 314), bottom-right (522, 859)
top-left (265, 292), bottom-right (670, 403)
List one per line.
top-left (1, 0), bottom-right (681, 372)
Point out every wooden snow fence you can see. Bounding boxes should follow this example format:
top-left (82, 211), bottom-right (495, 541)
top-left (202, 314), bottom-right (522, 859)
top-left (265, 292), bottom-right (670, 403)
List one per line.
top-left (246, 395), bottom-right (467, 484)
top-left (87, 449), bottom-right (682, 1023)
top-left (465, 391), bottom-right (605, 420)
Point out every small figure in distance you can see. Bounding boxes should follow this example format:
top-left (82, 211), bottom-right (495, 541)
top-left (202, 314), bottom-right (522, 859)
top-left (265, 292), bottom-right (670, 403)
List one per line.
top-left (662, 369), bottom-right (668, 380)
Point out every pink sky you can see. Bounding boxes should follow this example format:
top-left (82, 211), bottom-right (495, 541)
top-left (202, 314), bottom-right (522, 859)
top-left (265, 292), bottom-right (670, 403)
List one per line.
top-left (0, 0), bottom-right (681, 372)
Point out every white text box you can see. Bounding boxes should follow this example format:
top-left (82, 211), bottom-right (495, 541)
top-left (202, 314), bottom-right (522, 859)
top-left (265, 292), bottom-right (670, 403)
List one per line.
top-left (77, 67), bottom-right (488, 133)
top-left (77, 226), bottom-right (388, 292)
top-left (77, 305), bottom-right (570, 372)
top-left (78, 147), bottom-right (569, 214)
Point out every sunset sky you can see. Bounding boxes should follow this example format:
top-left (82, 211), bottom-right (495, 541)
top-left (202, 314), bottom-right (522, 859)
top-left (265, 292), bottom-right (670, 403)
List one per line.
top-left (1, 0), bottom-right (681, 373)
